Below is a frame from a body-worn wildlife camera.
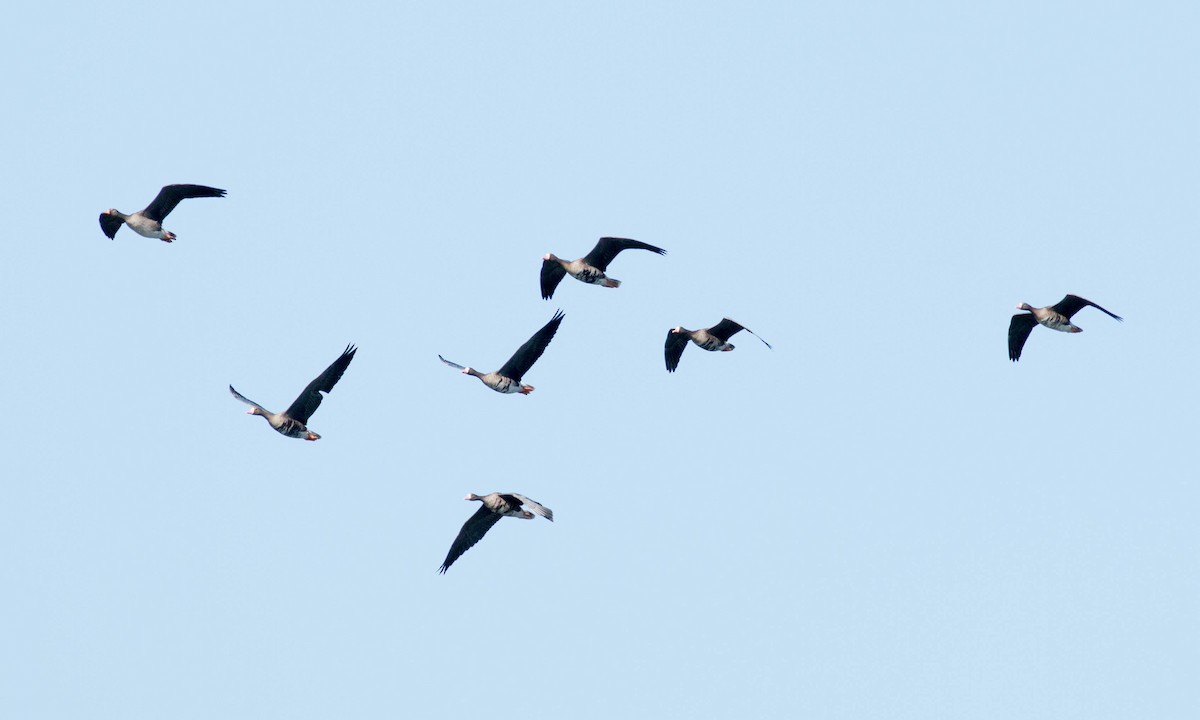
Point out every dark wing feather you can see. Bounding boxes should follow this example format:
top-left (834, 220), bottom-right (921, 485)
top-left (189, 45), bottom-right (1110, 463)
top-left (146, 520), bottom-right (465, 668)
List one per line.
top-left (708, 318), bottom-right (746, 342)
top-left (1052, 294), bottom-right (1123, 322)
top-left (141, 184), bottom-right (226, 222)
top-left (284, 344), bottom-right (357, 423)
top-left (581, 237), bottom-right (666, 271)
top-left (439, 505), bottom-right (503, 573)
top-left (497, 311), bottom-right (564, 382)
top-left (664, 330), bottom-right (690, 372)
top-left (540, 259), bottom-right (567, 300)
top-left (1008, 314), bottom-right (1038, 361)
top-left (98, 213), bottom-right (123, 239)
top-left (715, 318), bottom-right (772, 349)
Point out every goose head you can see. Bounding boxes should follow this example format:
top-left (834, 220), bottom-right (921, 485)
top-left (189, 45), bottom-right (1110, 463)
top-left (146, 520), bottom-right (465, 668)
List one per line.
top-left (465, 493), bottom-right (482, 501)
top-left (1016, 302), bottom-right (1034, 311)
top-left (246, 406), bottom-right (264, 416)
top-left (721, 343), bottom-right (736, 352)
top-left (542, 252), bottom-right (559, 262)
top-left (304, 431), bottom-right (321, 441)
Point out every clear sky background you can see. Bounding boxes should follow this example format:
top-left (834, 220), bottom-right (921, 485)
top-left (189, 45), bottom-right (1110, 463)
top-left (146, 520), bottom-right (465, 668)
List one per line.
top-left (2, 2), bottom-right (1196, 718)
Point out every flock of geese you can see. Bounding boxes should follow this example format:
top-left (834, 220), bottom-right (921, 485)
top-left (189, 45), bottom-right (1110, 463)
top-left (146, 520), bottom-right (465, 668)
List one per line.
top-left (100, 183), bottom-right (1125, 572)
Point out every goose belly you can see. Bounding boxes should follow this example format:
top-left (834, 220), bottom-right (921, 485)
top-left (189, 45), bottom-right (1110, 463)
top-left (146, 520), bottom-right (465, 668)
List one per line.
top-left (1039, 316), bottom-right (1078, 333)
top-left (694, 336), bottom-right (730, 352)
top-left (570, 266), bottom-right (607, 285)
top-left (125, 215), bottom-right (167, 239)
top-left (483, 374), bottom-right (523, 394)
top-left (272, 417), bottom-right (309, 438)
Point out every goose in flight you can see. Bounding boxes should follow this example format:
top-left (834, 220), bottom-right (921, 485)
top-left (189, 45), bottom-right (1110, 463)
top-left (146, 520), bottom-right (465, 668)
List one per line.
top-left (99, 184), bottom-right (226, 242)
top-left (540, 237), bottom-right (665, 300)
top-left (1008, 295), bottom-right (1122, 361)
top-left (229, 344), bottom-right (356, 440)
top-left (439, 492), bottom-right (554, 573)
top-left (439, 310), bottom-right (564, 395)
top-left (665, 318), bottom-right (772, 372)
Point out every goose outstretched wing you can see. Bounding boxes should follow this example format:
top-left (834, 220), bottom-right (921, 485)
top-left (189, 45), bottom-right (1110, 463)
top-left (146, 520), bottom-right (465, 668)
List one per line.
top-left (540, 259), bottom-right (567, 300)
top-left (98, 213), bottom-right (123, 239)
top-left (581, 237), bottom-right (666, 271)
top-left (497, 311), bottom-right (564, 382)
top-left (439, 505), bottom-right (504, 573)
top-left (142, 184), bottom-right (227, 222)
top-left (664, 330), bottom-right (690, 373)
top-left (1052, 295), bottom-right (1123, 322)
top-left (510, 494), bottom-right (554, 521)
top-left (229, 385), bottom-right (269, 414)
top-left (1007, 314), bottom-right (1038, 362)
top-left (284, 344), bottom-right (356, 423)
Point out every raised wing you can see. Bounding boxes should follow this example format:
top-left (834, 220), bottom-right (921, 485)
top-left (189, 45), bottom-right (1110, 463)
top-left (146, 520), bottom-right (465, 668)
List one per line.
top-left (714, 317), bottom-right (772, 348)
top-left (439, 504), bottom-right (504, 573)
top-left (229, 385), bottom-right (269, 413)
top-left (438, 354), bottom-right (466, 370)
top-left (1052, 294), bottom-right (1123, 322)
top-left (497, 310), bottom-right (564, 382)
top-left (581, 237), bottom-right (666, 271)
top-left (142, 184), bottom-right (227, 222)
top-left (510, 494), bottom-right (554, 521)
top-left (540, 258), bottom-right (567, 300)
top-left (708, 318), bottom-right (746, 342)
top-left (664, 330), bottom-right (690, 373)
top-left (1008, 314), bottom-right (1038, 361)
top-left (284, 344), bottom-right (356, 423)
top-left (98, 213), bottom-right (123, 239)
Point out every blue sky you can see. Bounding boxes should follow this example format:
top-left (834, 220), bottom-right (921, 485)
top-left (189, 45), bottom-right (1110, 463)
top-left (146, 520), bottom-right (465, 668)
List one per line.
top-left (2, 2), bottom-right (1197, 718)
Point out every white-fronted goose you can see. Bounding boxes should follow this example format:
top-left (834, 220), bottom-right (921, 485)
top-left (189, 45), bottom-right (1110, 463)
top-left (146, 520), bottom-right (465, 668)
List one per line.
top-left (99, 184), bottom-right (226, 242)
top-left (439, 310), bottom-right (564, 395)
top-left (439, 492), bottom-right (553, 573)
top-left (229, 344), bottom-right (356, 440)
top-left (665, 317), bottom-right (772, 372)
top-left (540, 237), bottom-right (666, 300)
top-left (1008, 295), bottom-right (1122, 361)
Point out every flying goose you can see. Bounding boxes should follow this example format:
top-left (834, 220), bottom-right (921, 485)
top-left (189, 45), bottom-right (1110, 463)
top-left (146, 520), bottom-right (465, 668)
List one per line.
top-left (439, 492), bottom-right (553, 573)
top-left (1008, 295), bottom-right (1122, 361)
top-left (665, 318), bottom-right (772, 372)
top-left (541, 237), bottom-right (666, 300)
top-left (439, 310), bottom-right (564, 394)
top-left (99, 184), bottom-right (226, 242)
top-left (229, 344), bottom-right (356, 440)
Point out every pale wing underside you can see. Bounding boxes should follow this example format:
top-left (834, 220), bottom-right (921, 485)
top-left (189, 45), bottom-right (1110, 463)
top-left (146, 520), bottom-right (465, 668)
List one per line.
top-left (511, 494), bottom-right (554, 521)
top-left (438, 354), bottom-right (466, 370)
top-left (229, 385), bottom-right (269, 413)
